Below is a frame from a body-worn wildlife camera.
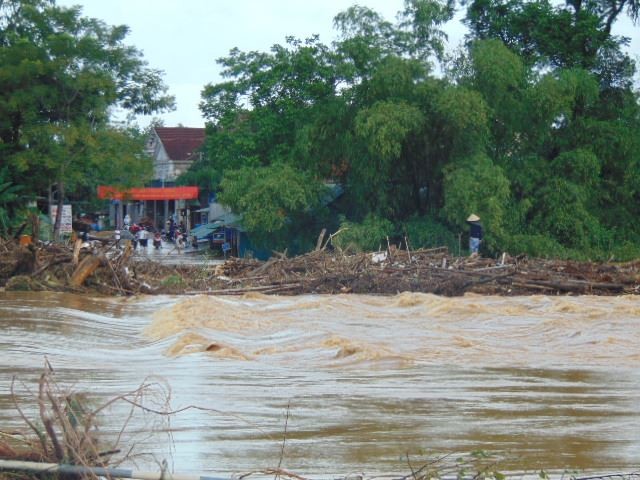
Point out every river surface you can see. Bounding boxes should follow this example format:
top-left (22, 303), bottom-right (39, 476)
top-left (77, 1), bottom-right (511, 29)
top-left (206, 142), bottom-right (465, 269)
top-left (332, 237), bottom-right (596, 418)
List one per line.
top-left (1, 291), bottom-right (639, 478)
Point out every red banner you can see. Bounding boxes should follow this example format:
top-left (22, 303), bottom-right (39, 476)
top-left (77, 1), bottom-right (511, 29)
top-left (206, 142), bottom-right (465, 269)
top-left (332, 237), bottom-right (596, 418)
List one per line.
top-left (97, 186), bottom-right (199, 201)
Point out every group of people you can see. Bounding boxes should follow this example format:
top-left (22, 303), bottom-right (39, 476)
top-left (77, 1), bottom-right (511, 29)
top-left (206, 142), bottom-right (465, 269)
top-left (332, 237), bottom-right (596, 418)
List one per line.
top-left (128, 223), bottom-right (152, 250)
top-left (113, 214), bottom-right (163, 250)
top-left (115, 213), bottom-right (482, 256)
top-left (114, 224), bottom-right (162, 250)
top-left (165, 219), bottom-right (186, 245)
top-left (113, 217), bottom-right (198, 253)
top-left (164, 219), bottom-right (198, 251)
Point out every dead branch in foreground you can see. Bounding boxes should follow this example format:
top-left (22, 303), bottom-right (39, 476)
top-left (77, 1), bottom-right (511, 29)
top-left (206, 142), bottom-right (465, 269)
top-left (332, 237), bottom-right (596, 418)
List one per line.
top-left (1, 362), bottom-right (173, 480)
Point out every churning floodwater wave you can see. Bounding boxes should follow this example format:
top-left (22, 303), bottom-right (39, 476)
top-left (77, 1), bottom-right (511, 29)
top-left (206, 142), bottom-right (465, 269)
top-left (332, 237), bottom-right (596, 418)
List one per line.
top-left (146, 292), bottom-right (640, 369)
top-left (1, 291), bottom-right (640, 477)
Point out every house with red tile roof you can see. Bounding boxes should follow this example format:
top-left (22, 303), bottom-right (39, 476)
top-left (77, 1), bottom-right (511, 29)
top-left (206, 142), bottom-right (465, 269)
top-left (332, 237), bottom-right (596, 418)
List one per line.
top-left (147, 127), bottom-right (205, 182)
top-left (99, 127), bottom-right (206, 231)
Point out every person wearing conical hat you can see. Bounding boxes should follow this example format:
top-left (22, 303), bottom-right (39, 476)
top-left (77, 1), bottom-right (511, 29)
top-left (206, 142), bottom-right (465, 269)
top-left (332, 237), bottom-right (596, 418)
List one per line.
top-left (466, 214), bottom-right (483, 256)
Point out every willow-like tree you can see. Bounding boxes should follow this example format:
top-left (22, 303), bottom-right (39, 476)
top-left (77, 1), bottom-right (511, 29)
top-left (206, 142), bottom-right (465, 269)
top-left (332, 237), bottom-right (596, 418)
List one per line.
top-left (195, 0), bottom-right (457, 247)
top-left (459, 0), bottom-right (640, 257)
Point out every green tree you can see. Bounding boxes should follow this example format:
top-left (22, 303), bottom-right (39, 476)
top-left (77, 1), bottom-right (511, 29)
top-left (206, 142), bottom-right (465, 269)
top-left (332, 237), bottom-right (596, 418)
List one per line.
top-left (442, 154), bottom-right (511, 250)
top-left (353, 99), bottom-right (425, 214)
top-left (334, 0), bottom-right (454, 77)
top-left (191, 0), bottom-right (640, 260)
top-left (217, 164), bottom-right (328, 249)
top-left (0, 0), bottom-right (174, 239)
top-left (464, 0), bottom-right (637, 86)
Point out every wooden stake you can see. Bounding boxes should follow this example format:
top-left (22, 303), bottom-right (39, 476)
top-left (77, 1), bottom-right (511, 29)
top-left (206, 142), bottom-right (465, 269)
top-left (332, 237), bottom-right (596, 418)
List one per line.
top-left (315, 228), bottom-right (326, 251)
top-left (72, 239), bottom-right (82, 266)
top-left (404, 235), bottom-right (412, 263)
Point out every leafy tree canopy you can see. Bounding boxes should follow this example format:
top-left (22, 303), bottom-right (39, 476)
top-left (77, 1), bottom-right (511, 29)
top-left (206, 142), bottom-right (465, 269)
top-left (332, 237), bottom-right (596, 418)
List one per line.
top-left (186, 0), bottom-right (640, 260)
top-left (0, 0), bottom-right (174, 236)
top-left (217, 163), bottom-right (328, 249)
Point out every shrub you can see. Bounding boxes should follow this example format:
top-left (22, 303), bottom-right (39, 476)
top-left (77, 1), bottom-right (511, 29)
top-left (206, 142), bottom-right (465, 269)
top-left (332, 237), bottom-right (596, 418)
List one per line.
top-left (609, 241), bottom-right (640, 262)
top-left (331, 214), bottom-right (395, 252)
top-left (501, 234), bottom-right (568, 259)
top-left (442, 154), bottom-right (511, 252)
top-left (402, 215), bottom-right (459, 254)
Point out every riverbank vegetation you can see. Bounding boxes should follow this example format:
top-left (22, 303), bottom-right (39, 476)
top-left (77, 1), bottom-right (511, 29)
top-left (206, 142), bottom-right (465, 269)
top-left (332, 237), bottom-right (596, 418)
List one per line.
top-left (0, 238), bottom-right (638, 296)
top-left (181, 0), bottom-right (640, 261)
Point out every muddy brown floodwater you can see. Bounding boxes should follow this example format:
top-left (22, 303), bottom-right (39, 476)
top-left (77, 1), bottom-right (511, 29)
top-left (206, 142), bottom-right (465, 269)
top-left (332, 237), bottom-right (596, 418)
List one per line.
top-left (1, 291), bottom-right (639, 477)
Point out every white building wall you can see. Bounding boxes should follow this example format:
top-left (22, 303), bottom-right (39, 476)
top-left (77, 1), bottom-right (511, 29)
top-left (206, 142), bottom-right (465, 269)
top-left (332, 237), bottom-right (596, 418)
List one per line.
top-left (147, 131), bottom-right (176, 182)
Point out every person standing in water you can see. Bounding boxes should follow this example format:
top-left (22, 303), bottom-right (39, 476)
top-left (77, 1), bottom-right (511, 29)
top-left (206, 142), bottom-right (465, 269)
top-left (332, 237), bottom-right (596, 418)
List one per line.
top-left (467, 214), bottom-right (483, 256)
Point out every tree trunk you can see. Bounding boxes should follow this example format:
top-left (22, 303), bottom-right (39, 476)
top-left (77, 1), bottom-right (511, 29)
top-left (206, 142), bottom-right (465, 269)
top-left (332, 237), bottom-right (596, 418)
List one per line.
top-left (53, 180), bottom-right (64, 242)
top-left (48, 183), bottom-right (53, 240)
top-left (70, 254), bottom-right (103, 287)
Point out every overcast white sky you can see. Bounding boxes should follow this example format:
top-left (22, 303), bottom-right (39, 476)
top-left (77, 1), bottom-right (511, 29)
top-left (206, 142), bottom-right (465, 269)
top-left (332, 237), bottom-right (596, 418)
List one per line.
top-left (57, 0), bottom-right (638, 128)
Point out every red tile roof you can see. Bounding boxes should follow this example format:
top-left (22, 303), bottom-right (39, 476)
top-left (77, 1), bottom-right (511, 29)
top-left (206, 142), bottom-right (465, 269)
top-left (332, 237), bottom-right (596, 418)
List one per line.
top-left (155, 127), bottom-right (205, 161)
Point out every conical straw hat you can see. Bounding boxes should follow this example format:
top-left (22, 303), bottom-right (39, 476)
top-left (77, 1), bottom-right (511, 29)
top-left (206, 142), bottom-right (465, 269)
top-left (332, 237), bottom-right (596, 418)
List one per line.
top-left (467, 214), bottom-right (480, 222)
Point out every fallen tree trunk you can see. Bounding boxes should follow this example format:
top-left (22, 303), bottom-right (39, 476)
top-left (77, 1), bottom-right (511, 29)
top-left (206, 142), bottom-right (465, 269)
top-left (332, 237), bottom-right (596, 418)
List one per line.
top-left (69, 254), bottom-right (103, 287)
top-left (185, 282), bottom-right (302, 296)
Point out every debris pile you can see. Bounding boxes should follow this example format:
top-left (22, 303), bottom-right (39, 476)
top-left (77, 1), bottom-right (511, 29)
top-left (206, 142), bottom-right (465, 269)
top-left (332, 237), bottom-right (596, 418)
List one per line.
top-left (191, 246), bottom-right (640, 296)
top-left (0, 237), bottom-right (638, 296)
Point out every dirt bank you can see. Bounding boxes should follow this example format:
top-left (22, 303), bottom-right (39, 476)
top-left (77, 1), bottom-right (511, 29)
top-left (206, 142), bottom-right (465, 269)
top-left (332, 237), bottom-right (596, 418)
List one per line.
top-left (0, 238), bottom-right (638, 296)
